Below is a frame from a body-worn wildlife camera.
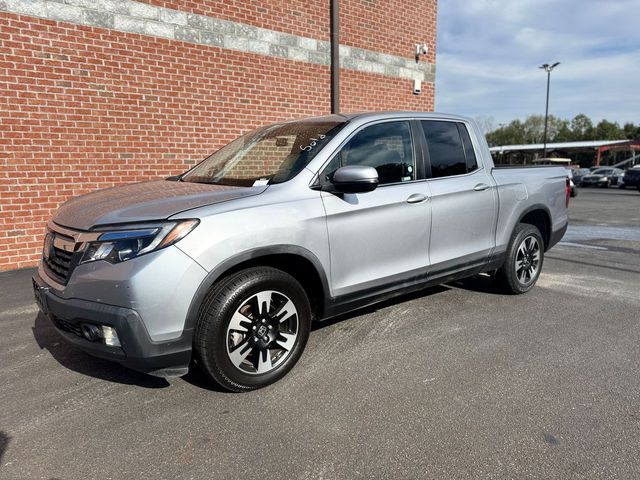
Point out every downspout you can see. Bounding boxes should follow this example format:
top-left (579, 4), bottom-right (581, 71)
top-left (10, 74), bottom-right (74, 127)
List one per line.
top-left (330, 0), bottom-right (340, 114)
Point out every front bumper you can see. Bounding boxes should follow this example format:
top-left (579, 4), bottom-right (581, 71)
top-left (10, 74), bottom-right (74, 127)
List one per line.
top-left (623, 177), bottom-right (640, 187)
top-left (33, 272), bottom-right (193, 377)
top-left (581, 178), bottom-right (608, 186)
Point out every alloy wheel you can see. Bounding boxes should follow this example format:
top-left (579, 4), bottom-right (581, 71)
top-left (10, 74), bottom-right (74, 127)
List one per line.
top-left (225, 290), bottom-right (299, 375)
top-left (515, 235), bottom-right (541, 285)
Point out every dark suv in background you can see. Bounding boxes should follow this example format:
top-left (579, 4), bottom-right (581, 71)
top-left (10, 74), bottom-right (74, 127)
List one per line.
top-left (621, 166), bottom-right (640, 190)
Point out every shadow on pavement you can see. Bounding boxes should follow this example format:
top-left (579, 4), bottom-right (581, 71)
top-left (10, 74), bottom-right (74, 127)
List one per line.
top-left (312, 284), bottom-right (451, 331)
top-left (446, 273), bottom-right (506, 295)
top-left (179, 366), bottom-right (230, 393)
top-left (31, 313), bottom-right (169, 389)
top-left (0, 431), bottom-right (9, 465)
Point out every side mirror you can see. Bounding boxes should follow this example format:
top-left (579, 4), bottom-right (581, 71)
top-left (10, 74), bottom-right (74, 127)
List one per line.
top-left (325, 165), bottom-right (379, 194)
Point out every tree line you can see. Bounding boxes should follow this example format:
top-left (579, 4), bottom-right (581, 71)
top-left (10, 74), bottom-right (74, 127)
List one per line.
top-left (480, 114), bottom-right (640, 147)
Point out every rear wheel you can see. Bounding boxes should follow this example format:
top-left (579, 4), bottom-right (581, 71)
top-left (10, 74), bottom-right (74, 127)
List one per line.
top-left (497, 224), bottom-right (544, 294)
top-left (194, 267), bottom-right (311, 392)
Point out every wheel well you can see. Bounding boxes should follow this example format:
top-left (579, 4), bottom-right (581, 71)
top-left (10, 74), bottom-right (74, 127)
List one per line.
top-left (520, 209), bottom-right (551, 249)
top-left (214, 254), bottom-right (325, 319)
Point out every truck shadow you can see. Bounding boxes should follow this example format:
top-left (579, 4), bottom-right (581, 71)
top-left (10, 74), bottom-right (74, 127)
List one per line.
top-left (31, 313), bottom-right (169, 389)
top-left (0, 431), bottom-right (9, 466)
top-left (312, 284), bottom-right (451, 331)
top-left (446, 274), bottom-right (506, 295)
top-left (179, 367), bottom-right (230, 393)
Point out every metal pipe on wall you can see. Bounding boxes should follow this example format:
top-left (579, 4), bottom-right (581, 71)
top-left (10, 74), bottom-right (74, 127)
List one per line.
top-left (330, 0), bottom-right (340, 114)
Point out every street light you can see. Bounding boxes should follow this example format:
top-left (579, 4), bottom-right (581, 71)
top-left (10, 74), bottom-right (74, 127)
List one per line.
top-left (539, 62), bottom-right (560, 158)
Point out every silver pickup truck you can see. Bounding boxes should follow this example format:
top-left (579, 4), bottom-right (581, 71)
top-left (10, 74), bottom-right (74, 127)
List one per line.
top-left (33, 112), bottom-right (569, 391)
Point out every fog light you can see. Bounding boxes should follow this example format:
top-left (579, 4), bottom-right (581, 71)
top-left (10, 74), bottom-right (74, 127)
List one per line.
top-left (101, 326), bottom-right (121, 347)
top-left (81, 323), bottom-right (102, 342)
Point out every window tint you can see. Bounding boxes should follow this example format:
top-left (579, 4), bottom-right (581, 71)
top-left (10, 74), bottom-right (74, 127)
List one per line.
top-left (328, 121), bottom-right (415, 185)
top-left (422, 121), bottom-right (469, 178)
top-left (458, 123), bottom-right (478, 172)
top-left (182, 120), bottom-right (346, 186)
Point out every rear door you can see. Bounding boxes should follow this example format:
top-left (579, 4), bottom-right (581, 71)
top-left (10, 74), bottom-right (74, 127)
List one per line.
top-left (320, 120), bottom-right (432, 298)
top-left (420, 120), bottom-right (498, 275)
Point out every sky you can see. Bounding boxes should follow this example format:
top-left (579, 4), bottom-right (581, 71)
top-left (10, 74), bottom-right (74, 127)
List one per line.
top-left (435, 0), bottom-right (640, 128)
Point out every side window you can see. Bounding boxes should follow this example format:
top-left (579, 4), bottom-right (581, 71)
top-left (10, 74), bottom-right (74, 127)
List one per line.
top-left (323, 121), bottom-right (415, 185)
top-left (422, 121), bottom-right (476, 178)
top-left (458, 124), bottom-right (478, 172)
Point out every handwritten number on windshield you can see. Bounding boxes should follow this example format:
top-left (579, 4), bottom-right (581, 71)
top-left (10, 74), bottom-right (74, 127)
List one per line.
top-left (300, 134), bottom-right (326, 152)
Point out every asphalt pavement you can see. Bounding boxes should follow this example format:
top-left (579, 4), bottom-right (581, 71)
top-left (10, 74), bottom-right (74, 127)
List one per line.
top-left (1, 188), bottom-right (639, 479)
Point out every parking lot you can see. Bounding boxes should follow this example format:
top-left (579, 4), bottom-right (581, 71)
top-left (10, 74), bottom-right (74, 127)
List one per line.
top-left (1, 188), bottom-right (639, 479)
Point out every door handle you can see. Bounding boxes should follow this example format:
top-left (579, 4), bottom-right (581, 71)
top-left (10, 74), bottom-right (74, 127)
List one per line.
top-left (473, 183), bottom-right (490, 191)
top-left (406, 193), bottom-right (428, 204)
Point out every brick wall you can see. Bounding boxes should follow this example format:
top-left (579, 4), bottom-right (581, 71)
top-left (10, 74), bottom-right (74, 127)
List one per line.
top-left (341, 0), bottom-right (437, 61)
top-left (0, 0), bottom-right (436, 271)
top-left (139, 0), bottom-right (330, 41)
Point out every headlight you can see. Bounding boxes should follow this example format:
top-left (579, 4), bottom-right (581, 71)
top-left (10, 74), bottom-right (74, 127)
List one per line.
top-left (79, 219), bottom-right (199, 264)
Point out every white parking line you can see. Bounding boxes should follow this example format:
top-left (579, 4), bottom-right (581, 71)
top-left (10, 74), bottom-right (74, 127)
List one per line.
top-left (557, 242), bottom-right (608, 250)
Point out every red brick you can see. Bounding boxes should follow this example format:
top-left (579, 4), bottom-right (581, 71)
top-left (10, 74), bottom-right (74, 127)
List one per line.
top-left (0, 5), bottom-right (436, 271)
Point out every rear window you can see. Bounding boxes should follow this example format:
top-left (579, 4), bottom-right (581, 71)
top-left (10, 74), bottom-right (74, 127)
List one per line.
top-left (421, 121), bottom-right (478, 178)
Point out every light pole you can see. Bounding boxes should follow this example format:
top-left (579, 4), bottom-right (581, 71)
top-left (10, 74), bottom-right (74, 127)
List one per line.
top-left (539, 62), bottom-right (560, 158)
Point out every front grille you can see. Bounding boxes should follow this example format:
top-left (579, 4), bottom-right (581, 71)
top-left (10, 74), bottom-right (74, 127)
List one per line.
top-left (43, 245), bottom-right (73, 284)
top-left (42, 226), bottom-right (80, 285)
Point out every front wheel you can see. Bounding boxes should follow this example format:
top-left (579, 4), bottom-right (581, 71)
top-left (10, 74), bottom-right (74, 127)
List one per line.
top-left (194, 267), bottom-right (311, 392)
top-left (497, 224), bottom-right (544, 294)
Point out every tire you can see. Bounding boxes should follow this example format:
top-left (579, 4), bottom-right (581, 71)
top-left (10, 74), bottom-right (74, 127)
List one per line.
top-left (496, 224), bottom-right (544, 294)
top-left (194, 267), bottom-right (311, 392)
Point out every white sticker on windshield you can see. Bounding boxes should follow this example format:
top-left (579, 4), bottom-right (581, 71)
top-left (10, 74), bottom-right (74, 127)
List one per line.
top-left (253, 179), bottom-right (269, 187)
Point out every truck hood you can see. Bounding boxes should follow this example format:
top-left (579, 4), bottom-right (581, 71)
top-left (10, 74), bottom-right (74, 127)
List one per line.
top-left (53, 180), bottom-right (267, 230)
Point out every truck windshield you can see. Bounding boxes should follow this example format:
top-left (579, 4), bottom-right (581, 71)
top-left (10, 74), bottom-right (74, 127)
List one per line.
top-left (182, 120), bottom-right (346, 187)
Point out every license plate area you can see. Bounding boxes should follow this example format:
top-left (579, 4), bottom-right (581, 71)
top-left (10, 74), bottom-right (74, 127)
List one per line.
top-left (32, 278), bottom-right (49, 315)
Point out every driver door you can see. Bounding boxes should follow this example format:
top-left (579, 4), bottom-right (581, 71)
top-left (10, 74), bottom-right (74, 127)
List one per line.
top-left (320, 120), bottom-right (432, 299)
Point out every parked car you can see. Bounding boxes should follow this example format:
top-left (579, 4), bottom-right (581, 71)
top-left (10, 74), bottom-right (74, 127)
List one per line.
top-left (32, 113), bottom-right (570, 391)
top-left (571, 168), bottom-right (591, 186)
top-left (580, 167), bottom-right (624, 187)
top-left (565, 168), bottom-right (578, 197)
top-left (621, 166), bottom-right (640, 189)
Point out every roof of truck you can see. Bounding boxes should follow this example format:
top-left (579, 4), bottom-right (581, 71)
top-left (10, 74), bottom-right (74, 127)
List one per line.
top-left (285, 111), bottom-right (473, 124)
top-left (342, 111), bottom-right (471, 121)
